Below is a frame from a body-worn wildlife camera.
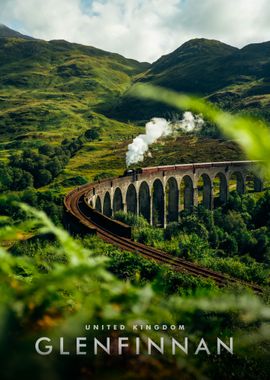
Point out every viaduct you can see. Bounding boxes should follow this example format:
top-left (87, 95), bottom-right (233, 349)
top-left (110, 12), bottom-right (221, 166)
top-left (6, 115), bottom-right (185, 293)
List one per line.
top-left (64, 160), bottom-right (264, 291)
top-left (85, 161), bottom-right (263, 228)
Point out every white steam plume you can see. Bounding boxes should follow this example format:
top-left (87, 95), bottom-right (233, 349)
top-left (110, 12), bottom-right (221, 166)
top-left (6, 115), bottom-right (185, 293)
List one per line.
top-left (126, 112), bottom-right (204, 167)
top-left (126, 118), bottom-right (171, 167)
top-left (177, 111), bottom-right (204, 132)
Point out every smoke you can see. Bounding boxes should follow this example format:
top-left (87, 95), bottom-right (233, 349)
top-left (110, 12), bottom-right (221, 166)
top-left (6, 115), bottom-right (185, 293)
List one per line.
top-left (126, 118), bottom-right (171, 167)
top-left (177, 111), bottom-right (204, 133)
top-left (126, 112), bottom-right (204, 167)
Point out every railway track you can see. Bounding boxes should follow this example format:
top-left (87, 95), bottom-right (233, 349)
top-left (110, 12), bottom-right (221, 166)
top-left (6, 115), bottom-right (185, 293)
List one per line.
top-left (64, 185), bottom-right (263, 294)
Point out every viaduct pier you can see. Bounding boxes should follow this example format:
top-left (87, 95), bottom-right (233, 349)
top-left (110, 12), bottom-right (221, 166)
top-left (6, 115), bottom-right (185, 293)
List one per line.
top-left (64, 161), bottom-right (263, 292)
top-left (85, 161), bottom-right (263, 228)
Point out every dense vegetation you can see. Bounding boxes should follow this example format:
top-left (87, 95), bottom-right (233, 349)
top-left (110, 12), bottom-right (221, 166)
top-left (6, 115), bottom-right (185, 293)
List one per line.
top-left (115, 191), bottom-right (270, 286)
top-left (0, 127), bottom-right (101, 191)
top-left (0, 205), bottom-right (269, 380)
top-left (0, 189), bottom-right (63, 226)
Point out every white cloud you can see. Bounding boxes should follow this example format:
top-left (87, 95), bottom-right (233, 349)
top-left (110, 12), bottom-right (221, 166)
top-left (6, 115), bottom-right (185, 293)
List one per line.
top-left (0, 0), bottom-right (270, 62)
top-left (178, 0), bottom-right (270, 47)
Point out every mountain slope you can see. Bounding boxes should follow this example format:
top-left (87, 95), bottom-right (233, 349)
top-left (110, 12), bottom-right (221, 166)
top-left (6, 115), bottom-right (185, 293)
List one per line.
top-left (0, 24), bottom-right (32, 39)
top-left (0, 27), bottom-right (149, 144)
top-left (141, 39), bottom-right (238, 93)
top-left (0, 26), bottom-right (268, 184)
top-left (0, 27), bottom-right (245, 187)
top-left (107, 39), bottom-right (270, 122)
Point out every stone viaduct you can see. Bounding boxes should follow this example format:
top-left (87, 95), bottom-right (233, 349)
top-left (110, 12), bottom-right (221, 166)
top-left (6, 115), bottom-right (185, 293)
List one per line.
top-left (85, 161), bottom-right (263, 228)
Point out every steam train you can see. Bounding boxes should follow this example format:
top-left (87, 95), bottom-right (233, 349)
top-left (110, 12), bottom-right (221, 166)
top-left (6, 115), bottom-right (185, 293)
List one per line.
top-left (122, 161), bottom-right (251, 178)
top-left (123, 164), bottom-right (199, 177)
top-left (123, 168), bottom-right (142, 176)
top-left (122, 165), bottom-right (195, 178)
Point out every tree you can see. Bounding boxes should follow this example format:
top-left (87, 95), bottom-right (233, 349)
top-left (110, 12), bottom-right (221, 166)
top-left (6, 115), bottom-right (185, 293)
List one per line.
top-left (253, 191), bottom-right (270, 228)
top-left (35, 169), bottom-right (52, 187)
top-left (46, 158), bottom-right (62, 177)
top-left (85, 128), bottom-right (100, 141)
top-left (251, 227), bottom-right (270, 262)
top-left (0, 166), bottom-right (33, 192)
top-left (179, 214), bottom-right (209, 241)
top-left (11, 169), bottom-right (33, 190)
top-left (38, 144), bottom-right (55, 157)
top-left (0, 166), bottom-right (12, 192)
top-left (21, 190), bottom-right (38, 206)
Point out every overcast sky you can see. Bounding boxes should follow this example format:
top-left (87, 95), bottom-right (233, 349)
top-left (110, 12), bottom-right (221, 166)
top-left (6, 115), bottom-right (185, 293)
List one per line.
top-left (1, 0), bottom-right (270, 62)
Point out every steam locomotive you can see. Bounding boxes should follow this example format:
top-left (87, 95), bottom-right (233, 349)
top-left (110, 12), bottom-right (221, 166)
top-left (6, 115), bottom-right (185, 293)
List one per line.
top-left (123, 168), bottom-right (142, 177)
top-left (122, 164), bottom-right (195, 177)
top-left (122, 161), bottom-right (250, 178)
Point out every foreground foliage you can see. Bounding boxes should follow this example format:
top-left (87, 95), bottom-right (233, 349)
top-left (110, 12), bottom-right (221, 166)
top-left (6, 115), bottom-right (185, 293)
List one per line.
top-left (115, 191), bottom-right (270, 286)
top-left (133, 84), bottom-right (270, 177)
top-left (0, 205), bottom-right (270, 379)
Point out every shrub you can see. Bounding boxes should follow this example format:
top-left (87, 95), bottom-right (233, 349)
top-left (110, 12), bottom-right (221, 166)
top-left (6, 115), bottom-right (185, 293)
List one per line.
top-left (85, 128), bottom-right (100, 141)
top-left (34, 169), bottom-right (52, 187)
top-left (178, 233), bottom-right (213, 260)
top-left (253, 190), bottom-right (270, 228)
top-left (179, 214), bottom-right (209, 241)
top-left (164, 222), bottom-right (181, 240)
top-left (114, 211), bottom-right (149, 229)
top-left (136, 227), bottom-right (164, 245)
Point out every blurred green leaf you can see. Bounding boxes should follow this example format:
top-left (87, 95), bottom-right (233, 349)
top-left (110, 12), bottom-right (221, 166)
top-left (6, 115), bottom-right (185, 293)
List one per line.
top-left (131, 84), bottom-right (270, 177)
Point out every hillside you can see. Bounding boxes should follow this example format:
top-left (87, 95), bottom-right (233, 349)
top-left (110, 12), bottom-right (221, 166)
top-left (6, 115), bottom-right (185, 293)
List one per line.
top-left (2, 26), bottom-right (270, 190)
top-left (141, 39), bottom-right (238, 93)
top-left (0, 27), bottom-right (149, 147)
top-left (0, 24), bottom-right (33, 39)
top-left (107, 39), bottom-right (270, 122)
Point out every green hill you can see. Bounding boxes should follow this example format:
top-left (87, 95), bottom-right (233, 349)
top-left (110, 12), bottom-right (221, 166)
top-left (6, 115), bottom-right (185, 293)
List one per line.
top-left (2, 26), bottom-right (270, 189)
top-left (0, 27), bottom-right (149, 144)
top-left (107, 39), bottom-right (270, 122)
top-left (140, 39), bottom-right (238, 93)
top-left (0, 26), bottom-right (151, 184)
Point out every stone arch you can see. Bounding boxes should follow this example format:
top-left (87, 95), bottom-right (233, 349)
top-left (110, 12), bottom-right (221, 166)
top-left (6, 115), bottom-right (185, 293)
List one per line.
top-left (198, 173), bottom-right (212, 209)
top-left (245, 172), bottom-right (264, 193)
top-left (180, 175), bottom-right (194, 211)
top-left (229, 172), bottom-right (245, 194)
top-left (139, 181), bottom-right (151, 223)
top-left (213, 172), bottom-right (228, 207)
top-left (126, 184), bottom-right (137, 214)
top-left (166, 177), bottom-right (179, 224)
top-left (152, 179), bottom-right (165, 227)
top-left (113, 187), bottom-right (123, 213)
top-left (95, 196), bottom-right (102, 212)
top-left (103, 192), bottom-right (112, 217)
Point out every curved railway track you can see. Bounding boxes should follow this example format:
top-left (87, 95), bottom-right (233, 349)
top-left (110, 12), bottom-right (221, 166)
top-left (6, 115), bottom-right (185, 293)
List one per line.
top-left (65, 184), bottom-right (263, 294)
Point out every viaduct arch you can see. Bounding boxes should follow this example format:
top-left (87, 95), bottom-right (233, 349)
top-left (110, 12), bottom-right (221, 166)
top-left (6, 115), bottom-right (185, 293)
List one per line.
top-left (89, 161), bottom-right (263, 228)
top-left (139, 181), bottom-right (151, 223)
top-left (166, 177), bottom-right (179, 224)
top-left (103, 192), bottom-right (112, 217)
top-left (113, 187), bottom-right (123, 213)
top-left (180, 175), bottom-right (194, 211)
top-left (126, 184), bottom-right (137, 214)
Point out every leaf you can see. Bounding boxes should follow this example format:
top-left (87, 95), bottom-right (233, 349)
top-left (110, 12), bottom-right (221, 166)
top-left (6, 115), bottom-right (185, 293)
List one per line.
top-left (131, 84), bottom-right (270, 177)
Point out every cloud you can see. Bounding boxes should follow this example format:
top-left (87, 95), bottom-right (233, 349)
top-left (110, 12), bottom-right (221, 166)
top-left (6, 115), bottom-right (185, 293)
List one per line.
top-left (178, 0), bottom-right (270, 47)
top-left (1, 0), bottom-right (270, 62)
